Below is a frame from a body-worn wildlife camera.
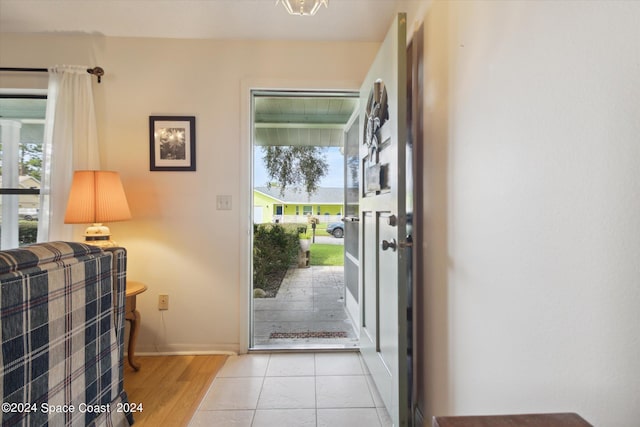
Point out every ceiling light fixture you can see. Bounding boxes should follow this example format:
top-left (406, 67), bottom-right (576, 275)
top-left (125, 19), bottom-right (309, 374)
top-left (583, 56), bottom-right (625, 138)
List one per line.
top-left (276, 0), bottom-right (328, 16)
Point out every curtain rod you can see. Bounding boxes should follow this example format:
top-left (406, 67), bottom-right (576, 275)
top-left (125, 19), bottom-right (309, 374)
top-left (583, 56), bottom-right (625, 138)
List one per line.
top-left (0, 66), bottom-right (105, 83)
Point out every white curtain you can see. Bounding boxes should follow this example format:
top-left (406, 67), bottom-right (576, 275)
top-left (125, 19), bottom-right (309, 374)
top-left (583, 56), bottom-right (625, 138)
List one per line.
top-left (38, 65), bottom-right (101, 242)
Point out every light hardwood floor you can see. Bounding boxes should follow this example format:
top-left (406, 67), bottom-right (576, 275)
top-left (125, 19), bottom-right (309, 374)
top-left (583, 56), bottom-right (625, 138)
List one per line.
top-left (123, 355), bottom-right (228, 426)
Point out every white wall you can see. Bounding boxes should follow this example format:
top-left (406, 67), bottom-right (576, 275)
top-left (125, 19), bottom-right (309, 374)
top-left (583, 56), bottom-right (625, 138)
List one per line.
top-left (417, 1), bottom-right (640, 426)
top-left (4, 2), bottom-right (640, 424)
top-left (0, 33), bottom-right (379, 354)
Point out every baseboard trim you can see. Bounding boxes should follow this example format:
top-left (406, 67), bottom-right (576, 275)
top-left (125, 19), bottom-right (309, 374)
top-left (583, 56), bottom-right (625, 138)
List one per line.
top-left (134, 350), bottom-right (237, 356)
top-left (133, 343), bottom-right (240, 356)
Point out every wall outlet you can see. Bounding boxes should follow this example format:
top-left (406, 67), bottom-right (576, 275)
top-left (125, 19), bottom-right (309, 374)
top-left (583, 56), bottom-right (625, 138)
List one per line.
top-left (216, 195), bottom-right (232, 210)
top-left (158, 294), bottom-right (169, 310)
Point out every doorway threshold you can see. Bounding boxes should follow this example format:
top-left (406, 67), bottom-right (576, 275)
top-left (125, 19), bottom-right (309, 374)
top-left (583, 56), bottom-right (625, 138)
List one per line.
top-left (250, 343), bottom-right (359, 353)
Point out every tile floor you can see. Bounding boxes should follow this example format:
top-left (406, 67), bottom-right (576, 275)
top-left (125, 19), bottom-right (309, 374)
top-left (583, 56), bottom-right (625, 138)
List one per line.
top-left (188, 352), bottom-right (391, 427)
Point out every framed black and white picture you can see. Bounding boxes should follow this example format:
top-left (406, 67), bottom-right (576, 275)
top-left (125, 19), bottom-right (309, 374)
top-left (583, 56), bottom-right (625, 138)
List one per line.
top-left (149, 116), bottom-right (196, 171)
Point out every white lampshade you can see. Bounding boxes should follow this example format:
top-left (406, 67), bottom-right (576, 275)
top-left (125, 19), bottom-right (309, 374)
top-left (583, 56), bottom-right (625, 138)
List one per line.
top-left (64, 170), bottom-right (131, 246)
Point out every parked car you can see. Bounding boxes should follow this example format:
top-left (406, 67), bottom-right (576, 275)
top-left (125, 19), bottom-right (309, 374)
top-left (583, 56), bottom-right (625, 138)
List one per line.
top-left (326, 222), bottom-right (344, 238)
top-left (19, 208), bottom-right (39, 221)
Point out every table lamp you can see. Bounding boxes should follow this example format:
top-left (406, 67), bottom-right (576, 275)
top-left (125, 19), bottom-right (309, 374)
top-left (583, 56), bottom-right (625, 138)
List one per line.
top-left (64, 170), bottom-right (132, 247)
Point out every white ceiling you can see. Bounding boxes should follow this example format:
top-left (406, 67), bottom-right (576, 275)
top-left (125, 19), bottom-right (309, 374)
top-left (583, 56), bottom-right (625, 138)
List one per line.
top-left (1, 1), bottom-right (424, 147)
top-left (0, 0), bottom-right (426, 42)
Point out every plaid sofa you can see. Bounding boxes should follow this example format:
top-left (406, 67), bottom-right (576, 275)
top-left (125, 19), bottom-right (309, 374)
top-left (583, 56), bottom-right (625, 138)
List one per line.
top-left (0, 242), bottom-right (133, 427)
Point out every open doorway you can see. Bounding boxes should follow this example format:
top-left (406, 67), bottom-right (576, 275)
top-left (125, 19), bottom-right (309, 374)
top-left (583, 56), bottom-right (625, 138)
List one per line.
top-left (250, 90), bottom-right (359, 350)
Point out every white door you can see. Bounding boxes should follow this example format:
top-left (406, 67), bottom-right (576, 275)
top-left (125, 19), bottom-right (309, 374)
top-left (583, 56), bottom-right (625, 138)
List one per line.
top-left (343, 109), bottom-right (360, 325)
top-left (358, 14), bottom-right (409, 427)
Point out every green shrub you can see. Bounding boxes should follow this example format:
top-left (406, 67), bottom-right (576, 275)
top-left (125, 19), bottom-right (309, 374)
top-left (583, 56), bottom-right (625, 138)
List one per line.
top-left (253, 224), bottom-right (300, 291)
top-left (0, 221), bottom-right (39, 246)
top-left (278, 223), bottom-right (308, 237)
top-left (19, 221), bottom-right (38, 245)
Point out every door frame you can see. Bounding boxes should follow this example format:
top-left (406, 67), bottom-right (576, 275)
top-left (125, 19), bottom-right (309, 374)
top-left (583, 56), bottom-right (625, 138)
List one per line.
top-left (239, 78), bottom-right (363, 353)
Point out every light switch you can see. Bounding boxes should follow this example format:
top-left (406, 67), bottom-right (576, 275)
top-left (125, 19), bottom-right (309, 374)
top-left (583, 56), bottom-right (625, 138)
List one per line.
top-left (216, 195), bottom-right (232, 210)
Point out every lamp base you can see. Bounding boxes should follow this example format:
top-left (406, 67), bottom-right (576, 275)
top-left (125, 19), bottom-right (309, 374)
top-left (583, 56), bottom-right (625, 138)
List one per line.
top-left (84, 237), bottom-right (119, 248)
top-left (83, 223), bottom-right (119, 247)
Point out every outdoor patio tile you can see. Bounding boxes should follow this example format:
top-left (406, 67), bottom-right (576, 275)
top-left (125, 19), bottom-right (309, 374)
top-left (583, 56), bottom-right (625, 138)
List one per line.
top-left (284, 281), bottom-right (314, 289)
top-left (314, 290), bottom-right (343, 299)
top-left (314, 290), bottom-right (344, 298)
top-left (313, 286), bottom-right (343, 294)
top-left (283, 321), bottom-right (353, 333)
top-left (314, 296), bottom-right (345, 308)
top-left (315, 285), bottom-right (341, 291)
top-left (253, 300), bottom-right (315, 311)
top-left (254, 309), bottom-right (348, 322)
top-left (253, 322), bottom-right (296, 336)
top-left (315, 309), bottom-right (350, 319)
top-left (275, 296), bottom-right (315, 304)
top-left (280, 278), bottom-right (308, 286)
top-left (314, 276), bottom-right (341, 283)
top-left (285, 270), bottom-right (313, 278)
top-left (286, 271), bottom-right (313, 279)
top-left (252, 265), bottom-right (357, 346)
top-left (276, 288), bottom-right (314, 300)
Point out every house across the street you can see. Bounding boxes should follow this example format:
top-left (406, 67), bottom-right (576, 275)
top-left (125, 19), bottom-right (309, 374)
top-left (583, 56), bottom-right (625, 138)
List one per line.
top-left (0, 175), bottom-right (40, 220)
top-left (254, 186), bottom-right (353, 224)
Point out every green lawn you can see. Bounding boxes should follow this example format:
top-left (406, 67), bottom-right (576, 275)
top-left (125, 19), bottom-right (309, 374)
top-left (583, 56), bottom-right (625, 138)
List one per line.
top-left (309, 243), bottom-right (344, 266)
top-left (299, 227), bottom-right (333, 239)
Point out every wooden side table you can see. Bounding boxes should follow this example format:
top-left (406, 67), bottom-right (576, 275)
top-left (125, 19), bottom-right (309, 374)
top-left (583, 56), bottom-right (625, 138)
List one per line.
top-left (125, 281), bottom-right (147, 371)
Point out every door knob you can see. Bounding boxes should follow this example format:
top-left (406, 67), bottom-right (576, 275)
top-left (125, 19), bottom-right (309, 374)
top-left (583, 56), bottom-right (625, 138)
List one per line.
top-left (381, 239), bottom-right (397, 251)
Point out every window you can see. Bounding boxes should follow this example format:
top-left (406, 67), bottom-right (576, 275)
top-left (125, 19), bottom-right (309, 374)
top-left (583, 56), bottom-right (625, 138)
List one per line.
top-left (0, 94), bottom-right (46, 249)
top-left (303, 205), bottom-right (313, 216)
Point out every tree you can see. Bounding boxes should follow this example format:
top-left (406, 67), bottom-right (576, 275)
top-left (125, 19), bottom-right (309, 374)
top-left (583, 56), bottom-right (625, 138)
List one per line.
top-left (262, 146), bottom-right (329, 196)
top-left (0, 143), bottom-right (43, 181)
top-left (20, 143), bottom-right (43, 180)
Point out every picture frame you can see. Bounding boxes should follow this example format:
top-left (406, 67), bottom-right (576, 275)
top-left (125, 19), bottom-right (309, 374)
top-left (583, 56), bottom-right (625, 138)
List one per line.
top-left (149, 116), bottom-right (196, 171)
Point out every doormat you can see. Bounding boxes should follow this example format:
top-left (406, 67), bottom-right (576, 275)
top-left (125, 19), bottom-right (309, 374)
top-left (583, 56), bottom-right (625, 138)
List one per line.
top-left (269, 331), bottom-right (348, 339)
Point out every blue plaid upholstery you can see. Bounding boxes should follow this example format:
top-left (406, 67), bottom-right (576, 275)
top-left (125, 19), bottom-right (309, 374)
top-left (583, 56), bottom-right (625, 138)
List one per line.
top-left (0, 242), bottom-right (133, 427)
